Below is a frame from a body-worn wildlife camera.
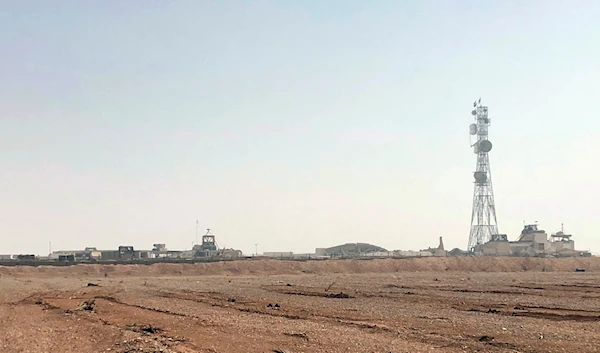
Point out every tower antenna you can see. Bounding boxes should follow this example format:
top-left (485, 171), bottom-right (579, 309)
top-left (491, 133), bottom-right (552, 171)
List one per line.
top-left (468, 99), bottom-right (499, 251)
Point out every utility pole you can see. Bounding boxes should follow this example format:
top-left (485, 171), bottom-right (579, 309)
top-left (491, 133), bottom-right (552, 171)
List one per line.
top-left (195, 220), bottom-right (199, 247)
top-left (255, 243), bottom-right (258, 256)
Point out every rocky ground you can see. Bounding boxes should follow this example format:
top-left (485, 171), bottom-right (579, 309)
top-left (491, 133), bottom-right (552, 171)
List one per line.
top-left (1, 258), bottom-right (599, 352)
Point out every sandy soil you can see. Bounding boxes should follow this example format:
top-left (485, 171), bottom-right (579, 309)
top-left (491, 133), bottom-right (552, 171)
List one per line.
top-left (1, 258), bottom-right (599, 353)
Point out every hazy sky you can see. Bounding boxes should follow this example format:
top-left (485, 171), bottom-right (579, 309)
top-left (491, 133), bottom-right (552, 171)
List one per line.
top-left (1, 0), bottom-right (599, 256)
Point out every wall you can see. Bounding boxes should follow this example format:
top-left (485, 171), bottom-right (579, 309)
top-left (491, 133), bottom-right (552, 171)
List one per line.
top-left (481, 241), bottom-right (510, 256)
top-left (551, 241), bottom-right (575, 251)
top-left (263, 252), bottom-right (294, 258)
top-left (563, 241), bottom-right (575, 250)
top-left (533, 233), bottom-right (548, 244)
top-left (510, 242), bottom-right (534, 256)
top-left (394, 250), bottom-right (420, 257)
top-left (360, 251), bottom-right (394, 257)
top-left (101, 251), bottom-right (120, 261)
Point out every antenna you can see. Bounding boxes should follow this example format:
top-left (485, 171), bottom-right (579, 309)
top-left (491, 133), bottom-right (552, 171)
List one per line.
top-left (468, 99), bottom-right (499, 251)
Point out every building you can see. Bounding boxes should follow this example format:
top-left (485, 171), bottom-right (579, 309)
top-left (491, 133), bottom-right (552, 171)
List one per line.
top-left (549, 227), bottom-right (575, 252)
top-left (151, 244), bottom-right (183, 258)
top-left (475, 224), bottom-right (590, 257)
top-left (100, 246), bottom-right (152, 261)
top-left (16, 254), bottom-right (36, 260)
top-left (263, 252), bottom-right (294, 259)
top-left (419, 237), bottom-right (448, 257)
top-left (394, 250), bottom-right (431, 257)
top-left (476, 234), bottom-right (510, 256)
top-left (318, 243), bottom-right (388, 258)
top-left (221, 248), bottom-right (243, 258)
top-left (187, 229), bottom-right (243, 258)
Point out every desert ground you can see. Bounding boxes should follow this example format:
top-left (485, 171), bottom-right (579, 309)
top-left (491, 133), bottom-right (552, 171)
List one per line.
top-left (1, 257), bottom-right (600, 353)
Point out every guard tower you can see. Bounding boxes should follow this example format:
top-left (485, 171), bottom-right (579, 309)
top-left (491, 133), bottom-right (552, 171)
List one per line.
top-left (550, 223), bottom-right (572, 243)
top-left (201, 229), bottom-right (217, 251)
top-left (468, 99), bottom-right (499, 251)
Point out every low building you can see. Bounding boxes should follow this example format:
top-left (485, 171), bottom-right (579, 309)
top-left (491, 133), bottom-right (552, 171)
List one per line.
top-left (100, 250), bottom-right (120, 261)
top-left (50, 247), bottom-right (100, 261)
top-left (263, 252), bottom-right (293, 259)
top-left (475, 234), bottom-right (510, 256)
top-left (99, 246), bottom-right (151, 261)
top-left (16, 254), bottom-right (36, 260)
top-left (394, 250), bottom-right (421, 257)
top-left (320, 243), bottom-right (387, 258)
top-left (221, 249), bottom-right (243, 258)
top-left (58, 254), bottom-right (75, 262)
top-left (361, 251), bottom-right (394, 257)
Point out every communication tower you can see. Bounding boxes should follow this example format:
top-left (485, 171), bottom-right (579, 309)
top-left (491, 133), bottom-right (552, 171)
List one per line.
top-left (468, 99), bottom-right (499, 251)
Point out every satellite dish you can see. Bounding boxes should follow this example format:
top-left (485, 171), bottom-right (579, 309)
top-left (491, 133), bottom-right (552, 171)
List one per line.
top-left (471, 110), bottom-right (477, 116)
top-left (474, 171), bottom-right (487, 184)
top-left (469, 123), bottom-right (477, 135)
top-left (478, 140), bottom-right (492, 153)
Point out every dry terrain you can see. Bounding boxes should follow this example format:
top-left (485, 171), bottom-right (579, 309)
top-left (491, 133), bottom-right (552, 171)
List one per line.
top-left (1, 257), bottom-right (600, 353)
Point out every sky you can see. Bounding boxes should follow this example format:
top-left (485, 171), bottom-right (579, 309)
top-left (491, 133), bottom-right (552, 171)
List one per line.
top-left (1, 0), bottom-right (600, 256)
